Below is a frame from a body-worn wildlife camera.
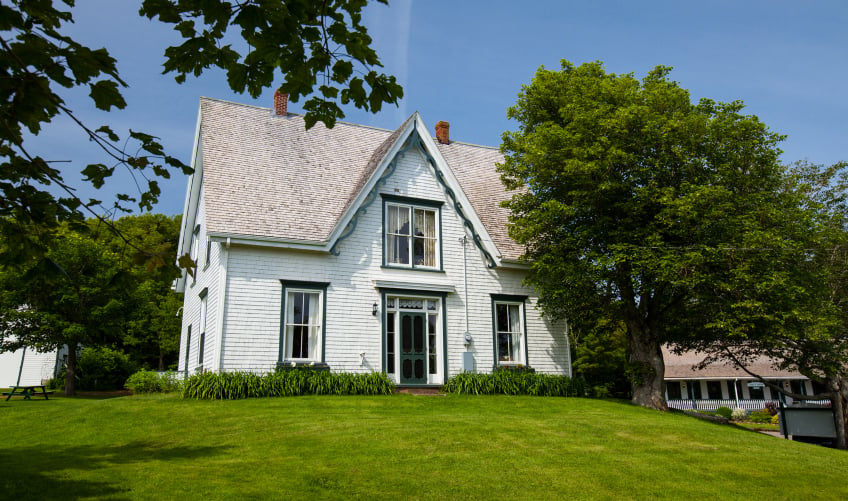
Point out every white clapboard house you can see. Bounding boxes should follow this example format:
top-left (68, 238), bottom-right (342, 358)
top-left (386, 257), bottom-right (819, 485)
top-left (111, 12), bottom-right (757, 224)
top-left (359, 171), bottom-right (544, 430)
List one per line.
top-left (173, 94), bottom-right (572, 386)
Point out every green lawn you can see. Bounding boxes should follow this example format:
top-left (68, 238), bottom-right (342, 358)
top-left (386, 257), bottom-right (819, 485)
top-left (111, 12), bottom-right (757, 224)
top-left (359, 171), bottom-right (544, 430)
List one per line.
top-left (1, 394), bottom-right (845, 500)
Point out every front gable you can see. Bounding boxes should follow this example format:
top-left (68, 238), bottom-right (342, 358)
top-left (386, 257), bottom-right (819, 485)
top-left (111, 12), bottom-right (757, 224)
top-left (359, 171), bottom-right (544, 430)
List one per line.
top-left (328, 114), bottom-right (500, 268)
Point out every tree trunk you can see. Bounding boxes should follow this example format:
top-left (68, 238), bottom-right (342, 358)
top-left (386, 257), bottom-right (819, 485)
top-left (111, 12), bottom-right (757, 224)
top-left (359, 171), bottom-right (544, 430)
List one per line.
top-left (837, 376), bottom-right (848, 450)
top-left (158, 343), bottom-right (165, 371)
top-left (628, 325), bottom-right (667, 410)
top-left (64, 342), bottom-right (77, 397)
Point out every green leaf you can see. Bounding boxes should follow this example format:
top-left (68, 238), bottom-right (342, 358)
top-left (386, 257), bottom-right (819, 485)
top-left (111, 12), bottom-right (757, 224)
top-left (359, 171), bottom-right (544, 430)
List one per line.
top-left (88, 80), bottom-right (126, 110)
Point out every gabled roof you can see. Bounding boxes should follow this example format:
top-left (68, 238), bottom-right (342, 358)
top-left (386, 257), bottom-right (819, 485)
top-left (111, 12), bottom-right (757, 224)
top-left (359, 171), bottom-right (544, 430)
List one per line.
top-left (190, 97), bottom-right (523, 262)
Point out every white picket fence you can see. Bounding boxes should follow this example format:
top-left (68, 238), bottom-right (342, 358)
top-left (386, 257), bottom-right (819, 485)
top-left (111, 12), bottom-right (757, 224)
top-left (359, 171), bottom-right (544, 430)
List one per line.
top-left (667, 398), bottom-right (831, 411)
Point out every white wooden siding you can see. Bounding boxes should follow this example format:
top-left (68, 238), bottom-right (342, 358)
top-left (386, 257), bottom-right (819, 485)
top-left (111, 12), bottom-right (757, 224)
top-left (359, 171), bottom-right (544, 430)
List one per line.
top-left (0, 346), bottom-right (61, 386)
top-left (178, 181), bottom-right (224, 374)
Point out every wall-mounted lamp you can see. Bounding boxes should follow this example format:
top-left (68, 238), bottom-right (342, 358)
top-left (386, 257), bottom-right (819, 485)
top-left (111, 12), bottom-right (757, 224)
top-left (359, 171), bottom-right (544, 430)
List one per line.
top-left (372, 302), bottom-right (378, 316)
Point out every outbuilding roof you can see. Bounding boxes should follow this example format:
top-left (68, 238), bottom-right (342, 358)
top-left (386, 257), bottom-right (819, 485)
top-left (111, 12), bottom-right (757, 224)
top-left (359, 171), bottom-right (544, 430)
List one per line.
top-left (662, 347), bottom-right (803, 379)
top-left (196, 97), bottom-right (522, 261)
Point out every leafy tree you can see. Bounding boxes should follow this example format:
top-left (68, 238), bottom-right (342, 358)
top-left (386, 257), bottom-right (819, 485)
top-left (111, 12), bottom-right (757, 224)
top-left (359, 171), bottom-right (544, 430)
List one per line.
top-left (499, 60), bottom-right (798, 410)
top-left (1, 0), bottom-right (401, 265)
top-left (684, 161), bottom-right (848, 448)
top-left (570, 318), bottom-right (630, 398)
top-left (0, 232), bottom-right (133, 395)
top-left (88, 214), bottom-right (183, 370)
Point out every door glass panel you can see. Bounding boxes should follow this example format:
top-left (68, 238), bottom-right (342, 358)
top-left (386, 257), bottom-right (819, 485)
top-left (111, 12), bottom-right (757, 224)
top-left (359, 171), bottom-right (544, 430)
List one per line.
top-left (428, 314), bottom-right (437, 374)
top-left (413, 316), bottom-right (424, 353)
top-left (402, 316), bottom-right (412, 353)
top-left (386, 312), bottom-right (395, 374)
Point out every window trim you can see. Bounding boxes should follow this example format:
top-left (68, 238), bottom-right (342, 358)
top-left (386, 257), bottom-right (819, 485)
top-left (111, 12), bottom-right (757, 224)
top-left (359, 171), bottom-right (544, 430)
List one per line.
top-left (381, 194), bottom-right (444, 271)
top-left (197, 288), bottom-right (208, 370)
top-left (189, 224), bottom-right (201, 286)
top-left (278, 280), bottom-right (330, 363)
top-left (491, 294), bottom-right (528, 367)
top-left (184, 324), bottom-right (192, 373)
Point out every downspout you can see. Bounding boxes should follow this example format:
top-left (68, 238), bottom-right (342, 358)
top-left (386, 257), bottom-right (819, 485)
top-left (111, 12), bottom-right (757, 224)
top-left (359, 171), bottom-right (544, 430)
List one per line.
top-left (460, 235), bottom-right (469, 340)
top-left (214, 237), bottom-right (230, 373)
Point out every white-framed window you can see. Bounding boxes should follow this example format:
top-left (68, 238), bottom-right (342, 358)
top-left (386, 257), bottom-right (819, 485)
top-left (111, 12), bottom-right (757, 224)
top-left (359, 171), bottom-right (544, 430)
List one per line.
top-left (198, 289), bottom-right (207, 368)
top-left (184, 324), bottom-right (192, 373)
top-left (280, 281), bottom-right (328, 362)
top-left (190, 224), bottom-right (200, 262)
top-left (492, 297), bottom-right (526, 366)
top-left (383, 197), bottom-right (441, 270)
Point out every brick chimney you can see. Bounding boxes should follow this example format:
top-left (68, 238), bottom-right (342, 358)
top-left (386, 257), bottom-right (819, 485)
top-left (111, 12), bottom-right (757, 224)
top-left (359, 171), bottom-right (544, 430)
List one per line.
top-left (273, 90), bottom-right (288, 116)
top-left (435, 121), bottom-right (450, 144)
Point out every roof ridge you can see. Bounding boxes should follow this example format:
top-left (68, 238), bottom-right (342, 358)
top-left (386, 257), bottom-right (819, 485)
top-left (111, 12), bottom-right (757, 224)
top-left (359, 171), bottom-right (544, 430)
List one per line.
top-left (199, 95), bottom-right (396, 134)
top-left (439, 140), bottom-right (501, 151)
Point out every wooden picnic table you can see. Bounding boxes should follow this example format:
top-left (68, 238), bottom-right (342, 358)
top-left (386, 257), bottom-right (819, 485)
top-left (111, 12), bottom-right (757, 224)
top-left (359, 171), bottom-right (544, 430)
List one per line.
top-left (3, 385), bottom-right (53, 401)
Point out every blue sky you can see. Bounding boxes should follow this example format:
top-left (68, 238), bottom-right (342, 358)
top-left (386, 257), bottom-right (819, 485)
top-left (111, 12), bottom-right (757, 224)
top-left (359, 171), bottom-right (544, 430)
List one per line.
top-left (30, 0), bottom-right (848, 216)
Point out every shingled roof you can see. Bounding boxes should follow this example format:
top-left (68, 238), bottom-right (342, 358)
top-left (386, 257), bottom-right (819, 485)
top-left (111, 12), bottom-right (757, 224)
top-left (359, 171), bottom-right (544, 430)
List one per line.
top-left (662, 347), bottom-right (802, 379)
top-left (196, 97), bottom-right (523, 261)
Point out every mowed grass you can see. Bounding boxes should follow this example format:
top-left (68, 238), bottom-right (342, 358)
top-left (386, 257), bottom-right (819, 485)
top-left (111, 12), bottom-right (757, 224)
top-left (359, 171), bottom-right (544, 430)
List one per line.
top-left (1, 394), bottom-right (846, 500)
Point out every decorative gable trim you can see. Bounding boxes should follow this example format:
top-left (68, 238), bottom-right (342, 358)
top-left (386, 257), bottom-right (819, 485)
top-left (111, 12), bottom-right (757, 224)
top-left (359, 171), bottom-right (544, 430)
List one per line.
top-left (328, 115), bottom-right (502, 268)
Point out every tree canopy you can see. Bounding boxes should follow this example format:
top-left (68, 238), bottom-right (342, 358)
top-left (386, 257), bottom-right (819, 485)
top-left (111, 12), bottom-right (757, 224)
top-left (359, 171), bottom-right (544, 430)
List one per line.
top-left (1, 0), bottom-right (401, 265)
top-left (682, 161), bottom-right (848, 448)
top-left (0, 231), bottom-right (133, 395)
top-left (0, 214), bottom-right (183, 394)
top-left (499, 60), bottom-right (801, 409)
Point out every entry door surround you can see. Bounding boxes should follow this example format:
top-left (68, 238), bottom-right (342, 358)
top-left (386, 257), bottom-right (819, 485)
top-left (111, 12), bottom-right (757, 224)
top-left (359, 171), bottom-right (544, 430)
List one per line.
top-left (383, 292), bottom-right (446, 385)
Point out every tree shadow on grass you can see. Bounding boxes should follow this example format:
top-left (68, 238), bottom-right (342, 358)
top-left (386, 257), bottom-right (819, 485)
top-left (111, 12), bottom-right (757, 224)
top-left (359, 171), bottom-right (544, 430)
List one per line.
top-left (0, 441), bottom-right (230, 500)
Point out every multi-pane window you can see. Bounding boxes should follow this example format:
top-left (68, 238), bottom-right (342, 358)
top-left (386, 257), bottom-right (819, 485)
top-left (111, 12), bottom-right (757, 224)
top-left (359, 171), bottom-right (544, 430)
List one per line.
top-left (691, 381), bottom-right (703, 399)
top-left (284, 290), bottom-right (323, 360)
top-left (494, 301), bottom-right (524, 365)
top-left (666, 381), bottom-right (682, 400)
top-left (385, 203), bottom-right (439, 269)
top-left (706, 381), bottom-right (722, 400)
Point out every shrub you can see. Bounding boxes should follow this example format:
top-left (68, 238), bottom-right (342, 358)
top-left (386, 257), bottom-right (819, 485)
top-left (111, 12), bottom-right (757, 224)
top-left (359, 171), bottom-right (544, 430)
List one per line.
top-left (731, 408), bottom-right (747, 421)
top-left (749, 409), bottom-right (773, 423)
top-left (69, 347), bottom-right (137, 391)
top-left (764, 401), bottom-right (779, 416)
top-left (125, 370), bottom-right (160, 393)
top-left (125, 369), bottom-right (183, 394)
top-left (181, 369), bottom-right (395, 400)
top-left (442, 370), bottom-right (585, 397)
top-left (771, 413), bottom-right (780, 425)
top-left (715, 407), bottom-right (733, 419)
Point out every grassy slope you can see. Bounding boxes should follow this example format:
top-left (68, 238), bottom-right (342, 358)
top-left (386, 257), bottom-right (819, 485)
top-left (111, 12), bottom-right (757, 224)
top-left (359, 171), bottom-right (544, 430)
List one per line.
top-left (1, 395), bottom-right (845, 500)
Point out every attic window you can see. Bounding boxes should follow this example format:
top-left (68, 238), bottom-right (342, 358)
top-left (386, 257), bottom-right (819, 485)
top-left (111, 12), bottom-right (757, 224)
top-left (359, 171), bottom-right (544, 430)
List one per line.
top-left (382, 195), bottom-right (443, 271)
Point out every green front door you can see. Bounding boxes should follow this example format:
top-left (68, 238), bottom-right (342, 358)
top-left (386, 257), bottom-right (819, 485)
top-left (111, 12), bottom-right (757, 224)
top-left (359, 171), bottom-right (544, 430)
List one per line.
top-left (399, 312), bottom-right (427, 384)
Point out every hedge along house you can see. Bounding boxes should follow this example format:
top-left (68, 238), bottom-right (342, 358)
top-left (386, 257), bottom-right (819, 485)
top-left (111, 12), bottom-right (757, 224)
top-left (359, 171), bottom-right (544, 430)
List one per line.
top-left (662, 347), bottom-right (822, 411)
top-left (173, 95), bottom-right (572, 386)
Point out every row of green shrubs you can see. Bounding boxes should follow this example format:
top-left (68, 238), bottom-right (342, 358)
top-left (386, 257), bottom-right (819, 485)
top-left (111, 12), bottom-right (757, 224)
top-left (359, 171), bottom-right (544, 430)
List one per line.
top-left (181, 369), bottom-right (396, 399)
top-left (442, 370), bottom-right (585, 397)
top-left (712, 406), bottom-right (779, 424)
